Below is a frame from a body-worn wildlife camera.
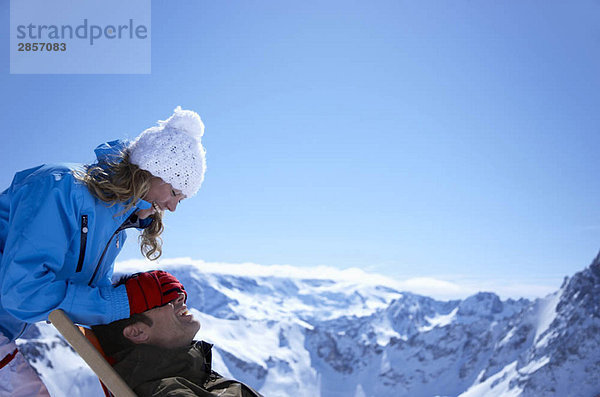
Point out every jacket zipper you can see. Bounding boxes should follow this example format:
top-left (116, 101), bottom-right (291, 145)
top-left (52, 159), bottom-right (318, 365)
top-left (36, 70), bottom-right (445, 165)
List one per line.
top-left (75, 215), bottom-right (88, 273)
top-left (87, 212), bottom-right (149, 286)
top-left (88, 228), bottom-right (121, 286)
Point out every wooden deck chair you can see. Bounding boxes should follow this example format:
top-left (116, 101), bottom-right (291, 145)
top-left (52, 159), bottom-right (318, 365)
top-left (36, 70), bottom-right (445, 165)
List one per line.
top-left (48, 309), bottom-right (136, 397)
top-left (79, 325), bottom-right (116, 397)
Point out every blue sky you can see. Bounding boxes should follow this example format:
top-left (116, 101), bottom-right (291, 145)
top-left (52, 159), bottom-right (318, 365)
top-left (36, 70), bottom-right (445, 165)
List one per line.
top-left (2, 0), bottom-right (599, 299)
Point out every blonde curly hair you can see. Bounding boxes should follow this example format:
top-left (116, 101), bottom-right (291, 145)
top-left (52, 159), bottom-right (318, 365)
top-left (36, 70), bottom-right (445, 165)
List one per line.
top-left (74, 150), bottom-right (164, 260)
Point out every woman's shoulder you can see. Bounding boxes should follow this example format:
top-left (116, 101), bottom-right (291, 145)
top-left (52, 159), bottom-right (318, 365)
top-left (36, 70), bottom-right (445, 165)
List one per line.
top-left (7, 163), bottom-right (94, 205)
top-left (9, 163), bottom-right (81, 185)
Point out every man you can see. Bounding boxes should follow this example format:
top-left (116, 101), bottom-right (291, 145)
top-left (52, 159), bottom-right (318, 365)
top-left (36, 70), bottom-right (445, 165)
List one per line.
top-left (92, 270), bottom-right (262, 397)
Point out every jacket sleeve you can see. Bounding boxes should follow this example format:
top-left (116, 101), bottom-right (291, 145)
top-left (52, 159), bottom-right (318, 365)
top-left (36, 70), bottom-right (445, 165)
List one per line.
top-left (0, 172), bottom-right (130, 325)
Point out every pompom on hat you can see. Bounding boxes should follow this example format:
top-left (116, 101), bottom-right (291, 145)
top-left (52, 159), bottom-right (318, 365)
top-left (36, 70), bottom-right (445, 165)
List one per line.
top-left (129, 106), bottom-right (206, 198)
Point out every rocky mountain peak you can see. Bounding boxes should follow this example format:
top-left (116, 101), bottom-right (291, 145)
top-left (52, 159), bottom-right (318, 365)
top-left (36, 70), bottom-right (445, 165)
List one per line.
top-left (16, 257), bottom-right (600, 397)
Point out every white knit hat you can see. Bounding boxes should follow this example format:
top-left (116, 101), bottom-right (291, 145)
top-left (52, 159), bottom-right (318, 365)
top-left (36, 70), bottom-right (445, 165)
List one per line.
top-left (129, 106), bottom-right (206, 198)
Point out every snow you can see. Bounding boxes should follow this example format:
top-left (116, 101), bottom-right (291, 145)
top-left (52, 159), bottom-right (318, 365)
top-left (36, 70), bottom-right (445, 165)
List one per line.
top-left (193, 310), bottom-right (276, 367)
top-left (534, 290), bottom-right (561, 346)
top-left (460, 356), bottom-right (550, 397)
top-left (419, 307), bottom-right (458, 332)
top-left (518, 356), bottom-right (550, 375)
top-left (17, 324), bottom-right (103, 397)
top-left (117, 257), bottom-right (404, 293)
top-left (474, 369), bottom-right (486, 383)
top-left (193, 308), bottom-right (319, 397)
top-left (18, 256), bottom-right (598, 397)
top-left (354, 384), bottom-right (367, 397)
top-left (372, 318), bottom-right (402, 345)
top-left (117, 258), bottom-right (403, 322)
top-left (458, 361), bottom-right (522, 397)
top-left (498, 326), bottom-right (516, 348)
top-left (534, 330), bottom-right (555, 350)
top-left (210, 348), bottom-right (235, 378)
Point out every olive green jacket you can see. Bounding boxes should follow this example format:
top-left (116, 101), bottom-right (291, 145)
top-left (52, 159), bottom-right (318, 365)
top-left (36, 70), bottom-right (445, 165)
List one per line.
top-left (113, 341), bottom-right (263, 397)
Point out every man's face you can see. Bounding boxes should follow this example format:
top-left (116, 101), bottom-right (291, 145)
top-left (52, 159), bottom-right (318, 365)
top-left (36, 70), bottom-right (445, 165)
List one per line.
top-left (143, 293), bottom-right (200, 348)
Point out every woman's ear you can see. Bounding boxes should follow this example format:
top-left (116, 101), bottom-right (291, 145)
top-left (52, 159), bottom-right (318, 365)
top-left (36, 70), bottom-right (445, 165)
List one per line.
top-left (123, 322), bottom-right (151, 344)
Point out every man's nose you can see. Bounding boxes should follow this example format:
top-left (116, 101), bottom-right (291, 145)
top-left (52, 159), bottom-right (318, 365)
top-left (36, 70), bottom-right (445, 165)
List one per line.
top-left (175, 292), bottom-right (185, 303)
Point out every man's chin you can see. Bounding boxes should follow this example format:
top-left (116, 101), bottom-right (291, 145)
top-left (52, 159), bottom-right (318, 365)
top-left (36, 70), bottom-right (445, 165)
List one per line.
top-left (192, 319), bottom-right (201, 334)
top-left (190, 319), bottom-right (201, 338)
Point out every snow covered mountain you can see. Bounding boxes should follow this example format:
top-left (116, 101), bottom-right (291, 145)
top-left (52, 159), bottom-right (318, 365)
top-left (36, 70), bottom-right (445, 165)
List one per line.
top-left (17, 253), bottom-right (600, 396)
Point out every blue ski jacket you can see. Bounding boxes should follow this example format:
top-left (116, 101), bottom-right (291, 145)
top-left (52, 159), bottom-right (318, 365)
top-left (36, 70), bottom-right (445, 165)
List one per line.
top-left (0, 140), bottom-right (152, 341)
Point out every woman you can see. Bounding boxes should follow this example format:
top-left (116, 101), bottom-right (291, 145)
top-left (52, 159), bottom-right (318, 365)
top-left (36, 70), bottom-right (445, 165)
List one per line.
top-left (0, 107), bottom-right (206, 396)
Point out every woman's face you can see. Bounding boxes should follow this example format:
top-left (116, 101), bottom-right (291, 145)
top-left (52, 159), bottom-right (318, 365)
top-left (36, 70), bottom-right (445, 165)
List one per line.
top-left (137, 177), bottom-right (186, 219)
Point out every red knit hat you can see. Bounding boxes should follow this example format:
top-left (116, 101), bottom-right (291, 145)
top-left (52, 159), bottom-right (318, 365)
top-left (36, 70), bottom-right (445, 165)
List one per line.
top-left (125, 270), bottom-right (187, 315)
